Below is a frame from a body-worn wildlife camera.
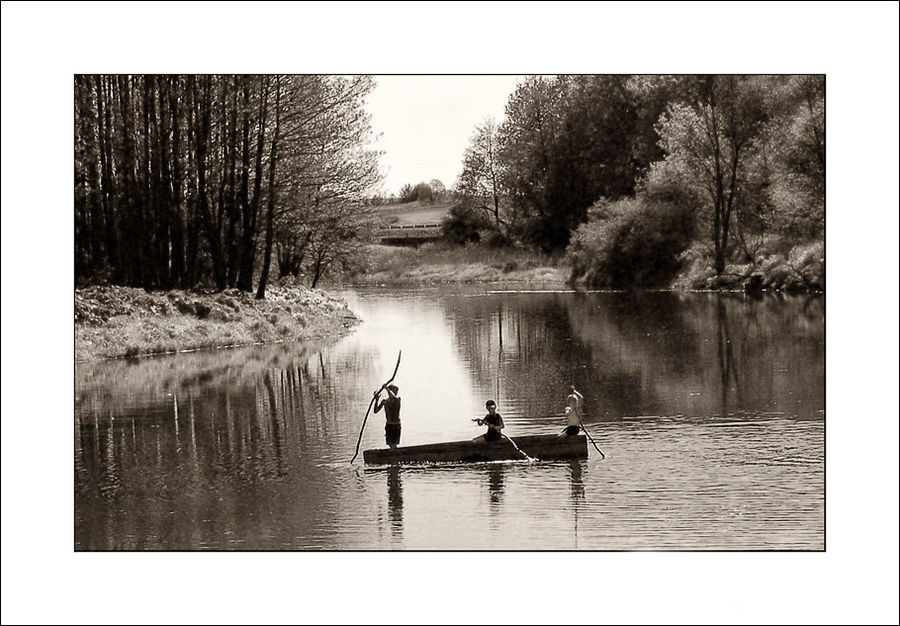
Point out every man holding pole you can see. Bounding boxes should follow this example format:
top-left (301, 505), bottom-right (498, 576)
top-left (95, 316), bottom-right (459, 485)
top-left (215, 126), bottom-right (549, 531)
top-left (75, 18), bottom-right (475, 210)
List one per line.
top-left (560, 385), bottom-right (584, 436)
top-left (374, 384), bottom-right (402, 449)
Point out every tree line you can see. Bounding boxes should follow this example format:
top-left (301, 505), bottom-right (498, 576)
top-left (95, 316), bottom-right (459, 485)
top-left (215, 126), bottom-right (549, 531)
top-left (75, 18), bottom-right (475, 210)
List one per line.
top-left (74, 74), bottom-right (379, 295)
top-left (452, 75), bottom-right (824, 289)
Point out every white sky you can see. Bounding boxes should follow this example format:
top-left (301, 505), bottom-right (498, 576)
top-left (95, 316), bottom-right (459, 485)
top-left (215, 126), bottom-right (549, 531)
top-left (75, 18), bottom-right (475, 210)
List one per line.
top-left (365, 75), bottom-right (523, 195)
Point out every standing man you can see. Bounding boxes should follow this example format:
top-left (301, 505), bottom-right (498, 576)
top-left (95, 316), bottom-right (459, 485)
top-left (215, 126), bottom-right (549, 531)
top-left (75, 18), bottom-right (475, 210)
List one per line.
top-left (374, 384), bottom-right (402, 449)
top-left (561, 385), bottom-right (585, 436)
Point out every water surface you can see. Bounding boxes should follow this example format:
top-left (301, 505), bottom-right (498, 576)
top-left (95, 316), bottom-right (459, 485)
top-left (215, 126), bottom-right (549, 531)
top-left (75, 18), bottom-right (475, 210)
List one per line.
top-left (75, 289), bottom-right (825, 550)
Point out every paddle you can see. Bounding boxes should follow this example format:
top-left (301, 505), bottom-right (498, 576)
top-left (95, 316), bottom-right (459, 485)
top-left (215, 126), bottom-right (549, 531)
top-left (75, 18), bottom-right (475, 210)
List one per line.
top-left (472, 417), bottom-right (534, 462)
top-left (577, 415), bottom-right (606, 460)
top-left (502, 434), bottom-right (535, 462)
top-left (490, 307), bottom-right (533, 461)
top-left (350, 350), bottom-right (402, 464)
top-left (564, 338), bottom-right (606, 460)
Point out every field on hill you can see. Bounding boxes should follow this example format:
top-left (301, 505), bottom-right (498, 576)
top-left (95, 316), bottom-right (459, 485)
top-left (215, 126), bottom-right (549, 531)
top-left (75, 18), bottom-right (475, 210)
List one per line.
top-left (371, 199), bottom-right (454, 226)
top-left (346, 242), bottom-right (567, 286)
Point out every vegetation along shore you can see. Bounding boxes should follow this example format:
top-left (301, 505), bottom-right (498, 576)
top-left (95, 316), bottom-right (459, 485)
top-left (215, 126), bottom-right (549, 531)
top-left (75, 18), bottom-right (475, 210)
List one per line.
top-left (75, 285), bottom-right (357, 361)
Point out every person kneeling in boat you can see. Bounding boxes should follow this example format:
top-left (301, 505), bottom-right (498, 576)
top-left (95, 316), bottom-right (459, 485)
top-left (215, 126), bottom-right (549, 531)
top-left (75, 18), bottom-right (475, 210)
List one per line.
top-left (559, 385), bottom-right (584, 436)
top-left (473, 399), bottom-right (505, 443)
top-left (374, 384), bottom-right (402, 449)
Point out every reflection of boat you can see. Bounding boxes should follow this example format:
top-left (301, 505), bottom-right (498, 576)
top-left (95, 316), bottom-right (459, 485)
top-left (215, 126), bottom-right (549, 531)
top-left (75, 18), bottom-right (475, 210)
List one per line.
top-left (363, 434), bottom-right (587, 464)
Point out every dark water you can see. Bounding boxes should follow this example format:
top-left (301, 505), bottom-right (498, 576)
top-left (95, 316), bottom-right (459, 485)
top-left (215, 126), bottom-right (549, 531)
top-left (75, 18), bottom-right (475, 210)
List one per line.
top-left (75, 289), bottom-right (825, 550)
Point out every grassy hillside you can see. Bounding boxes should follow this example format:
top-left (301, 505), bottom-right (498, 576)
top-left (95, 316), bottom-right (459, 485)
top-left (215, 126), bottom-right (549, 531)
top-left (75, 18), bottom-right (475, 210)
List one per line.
top-left (347, 243), bottom-right (568, 286)
top-left (371, 199), bottom-right (454, 226)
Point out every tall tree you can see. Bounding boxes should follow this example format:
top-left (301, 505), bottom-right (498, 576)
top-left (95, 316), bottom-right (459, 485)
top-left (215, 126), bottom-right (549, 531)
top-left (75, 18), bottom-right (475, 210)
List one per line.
top-left (497, 76), bottom-right (565, 249)
top-left (272, 75), bottom-right (380, 287)
top-left (456, 117), bottom-right (506, 234)
top-left (256, 75), bottom-right (282, 299)
top-left (653, 76), bottom-right (769, 274)
top-left (237, 76), bottom-right (270, 291)
top-left (74, 74), bottom-right (386, 292)
top-left (761, 75), bottom-right (825, 238)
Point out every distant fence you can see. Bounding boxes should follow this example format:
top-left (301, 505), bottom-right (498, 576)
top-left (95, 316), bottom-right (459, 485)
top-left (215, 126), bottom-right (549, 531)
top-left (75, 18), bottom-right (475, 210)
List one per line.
top-left (376, 223), bottom-right (444, 245)
top-left (382, 223), bottom-right (443, 230)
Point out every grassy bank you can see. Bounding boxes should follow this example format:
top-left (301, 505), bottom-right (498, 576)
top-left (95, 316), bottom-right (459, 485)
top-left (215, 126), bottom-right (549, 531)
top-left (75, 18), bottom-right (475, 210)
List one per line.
top-left (347, 243), bottom-right (568, 286)
top-left (75, 284), bottom-right (359, 361)
top-left (347, 238), bottom-right (822, 293)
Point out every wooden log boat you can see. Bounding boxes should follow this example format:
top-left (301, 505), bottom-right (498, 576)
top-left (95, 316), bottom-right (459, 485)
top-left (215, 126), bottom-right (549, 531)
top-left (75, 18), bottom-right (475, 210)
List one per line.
top-left (363, 434), bottom-right (587, 465)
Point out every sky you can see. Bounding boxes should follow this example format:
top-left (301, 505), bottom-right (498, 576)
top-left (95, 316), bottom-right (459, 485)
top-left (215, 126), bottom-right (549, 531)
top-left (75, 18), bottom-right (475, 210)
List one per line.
top-left (365, 75), bottom-right (523, 196)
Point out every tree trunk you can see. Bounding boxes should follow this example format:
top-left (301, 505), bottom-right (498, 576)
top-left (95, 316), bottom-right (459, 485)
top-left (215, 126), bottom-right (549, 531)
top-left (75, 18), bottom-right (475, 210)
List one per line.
top-left (235, 76), bottom-right (254, 291)
top-left (168, 75), bottom-right (186, 287)
top-left (225, 76), bottom-right (239, 286)
top-left (239, 76), bottom-right (270, 292)
top-left (193, 75), bottom-right (227, 289)
top-left (97, 76), bottom-right (122, 283)
top-left (141, 75), bottom-right (157, 288)
top-left (118, 75), bottom-right (143, 286)
top-left (257, 76), bottom-right (281, 300)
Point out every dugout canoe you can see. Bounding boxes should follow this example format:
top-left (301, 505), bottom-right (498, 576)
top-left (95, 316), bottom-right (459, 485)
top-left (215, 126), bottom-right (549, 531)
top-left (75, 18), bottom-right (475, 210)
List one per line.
top-left (363, 433), bottom-right (588, 465)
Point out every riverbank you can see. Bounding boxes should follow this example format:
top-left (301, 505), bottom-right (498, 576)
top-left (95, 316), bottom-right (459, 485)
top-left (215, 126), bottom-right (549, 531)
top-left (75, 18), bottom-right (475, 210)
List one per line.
top-left (346, 243), bottom-right (567, 286)
top-left (348, 241), bottom-right (823, 293)
top-left (75, 285), bottom-right (359, 361)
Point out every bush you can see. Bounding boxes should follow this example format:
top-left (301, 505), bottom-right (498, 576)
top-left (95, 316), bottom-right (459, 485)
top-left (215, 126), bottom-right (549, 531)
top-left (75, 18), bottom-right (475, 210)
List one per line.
top-left (785, 241), bottom-right (824, 290)
top-left (483, 230), bottom-right (510, 249)
top-left (671, 242), bottom-right (716, 289)
top-left (760, 253), bottom-right (790, 289)
top-left (567, 197), bottom-right (694, 288)
top-left (442, 202), bottom-right (489, 244)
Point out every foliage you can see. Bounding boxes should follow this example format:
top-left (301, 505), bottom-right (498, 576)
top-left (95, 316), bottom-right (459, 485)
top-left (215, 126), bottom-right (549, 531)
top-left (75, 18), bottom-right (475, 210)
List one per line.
top-left (396, 180), bottom-right (446, 204)
top-left (652, 76), bottom-right (771, 274)
top-left (496, 76), bottom-right (567, 250)
top-left (785, 241), bottom-right (825, 290)
top-left (455, 117), bottom-right (508, 234)
top-left (497, 75), bottom-right (676, 251)
top-left (670, 236), bottom-right (824, 291)
top-left (398, 183), bottom-right (416, 203)
top-left (446, 74), bottom-right (824, 292)
top-left (567, 197), bottom-right (694, 288)
top-left (441, 200), bottom-right (489, 244)
top-left (758, 76), bottom-right (825, 239)
top-left (270, 76), bottom-right (380, 289)
top-left (74, 75), bottom-right (380, 296)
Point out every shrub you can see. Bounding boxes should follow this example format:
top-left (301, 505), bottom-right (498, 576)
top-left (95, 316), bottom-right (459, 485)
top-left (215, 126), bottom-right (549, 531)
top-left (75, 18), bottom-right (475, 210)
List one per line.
top-left (671, 242), bottom-right (716, 289)
top-left (760, 254), bottom-right (790, 289)
top-left (567, 196), bottom-right (694, 288)
top-left (483, 230), bottom-right (510, 249)
top-left (442, 201), bottom-right (489, 244)
top-left (785, 241), bottom-right (825, 290)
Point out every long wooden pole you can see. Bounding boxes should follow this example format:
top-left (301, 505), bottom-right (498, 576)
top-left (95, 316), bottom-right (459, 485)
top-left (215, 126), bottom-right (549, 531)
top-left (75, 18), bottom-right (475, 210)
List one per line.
top-left (567, 337), bottom-right (605, 459)
top-left (350, 350), bottom-right (402, 464)
top-left (501, 433), bottom-right (534, 462)
top-left (494, 308), bottom-right (533, 461)
top-left (578, 415), bottom-right (606, 460)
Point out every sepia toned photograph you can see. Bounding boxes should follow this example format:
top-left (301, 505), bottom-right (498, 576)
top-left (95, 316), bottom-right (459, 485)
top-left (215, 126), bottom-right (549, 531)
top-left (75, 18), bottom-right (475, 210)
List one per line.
top-left (73, 73), bottom-right (826, 551)
top-left (3, 3), bottom-right (898, 625)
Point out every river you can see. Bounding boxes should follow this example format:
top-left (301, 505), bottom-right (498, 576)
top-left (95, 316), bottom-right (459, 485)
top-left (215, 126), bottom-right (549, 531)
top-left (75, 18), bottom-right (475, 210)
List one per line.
top-left (75, 288), bottom-right (825, 550)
